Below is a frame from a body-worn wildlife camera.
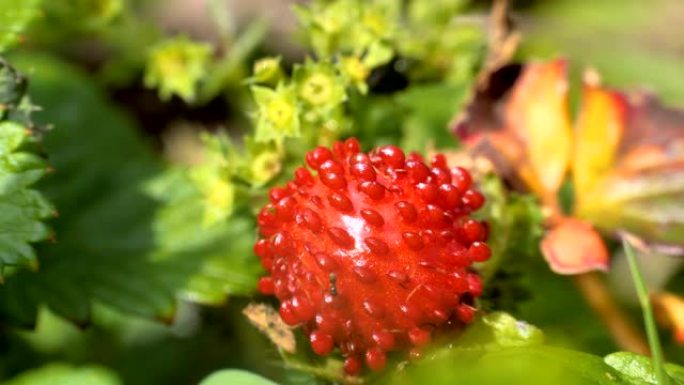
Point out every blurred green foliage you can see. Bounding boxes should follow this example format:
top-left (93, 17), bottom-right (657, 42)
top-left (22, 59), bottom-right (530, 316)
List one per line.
top-left (1, 363), bottom-right (121, 385)
top-left (0, 0), bottom-right (42, 52)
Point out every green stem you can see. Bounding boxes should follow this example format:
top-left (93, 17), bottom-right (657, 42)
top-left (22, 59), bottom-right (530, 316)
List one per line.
top-left (207, 0), bottom-right (235, 44)
top-left (622, 237), bottom-right (670, 385)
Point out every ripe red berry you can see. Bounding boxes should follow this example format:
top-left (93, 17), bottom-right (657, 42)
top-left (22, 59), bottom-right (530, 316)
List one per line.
top-left (344, 356), bottom-right (362, 375)
top-left (365, 347), bottom-right (387, 372)
top-left (462, 189), bottom-right (485, 211)
top-left (254, 138), bottom-right (488, 374)
top-left (310, 330), bottom-right (335, 355)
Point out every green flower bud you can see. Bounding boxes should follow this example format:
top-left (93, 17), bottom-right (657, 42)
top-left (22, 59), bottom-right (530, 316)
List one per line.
top-left (187, 134), bottom-right (236, 226)
top-left (293, 61), bottom-right (346, 109)
top-left (144, 36), bottom-right (213, 103)
top-left (251, 85), bottom-right (300, 143)
top-left (340, 56), bottom-right (369, 94)
top-left (251, 56), bottom-right (284, 86)
top-left (198, 173), bottom-right (235, 227)
top-left (250, 149), bottom-right (282, 186)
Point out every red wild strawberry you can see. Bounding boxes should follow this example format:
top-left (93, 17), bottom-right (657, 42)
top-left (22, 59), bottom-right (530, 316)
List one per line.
top-left (254, 138), bottom-right (490, 374)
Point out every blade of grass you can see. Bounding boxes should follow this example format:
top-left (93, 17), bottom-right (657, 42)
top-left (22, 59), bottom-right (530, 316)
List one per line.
top-left (622, 236), bottom-right (671, 385)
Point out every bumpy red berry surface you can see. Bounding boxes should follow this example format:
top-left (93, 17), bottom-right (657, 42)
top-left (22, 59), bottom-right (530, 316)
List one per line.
top-left (254, 138), bottom-right (490, 374)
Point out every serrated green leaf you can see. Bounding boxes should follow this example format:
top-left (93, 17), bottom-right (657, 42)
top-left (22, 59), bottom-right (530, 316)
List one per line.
top-left (0, 54), bottom-right (263, 326)
top-left (145, 166), bottom-right (262, 305)
top-left (1, 363), bottom-right (121, 385)
top-left (0, 68), bottom-right (52, 271)
top-left (0, 0), bottom-right (42, 52)
top-left (0, 58), bottom-right (27, 116)
top-left (199, 369), bottom-right (279, 385)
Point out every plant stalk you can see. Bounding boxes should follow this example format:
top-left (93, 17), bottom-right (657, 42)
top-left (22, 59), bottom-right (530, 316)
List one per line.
top-left (623, 237), bottom-right (670, 385)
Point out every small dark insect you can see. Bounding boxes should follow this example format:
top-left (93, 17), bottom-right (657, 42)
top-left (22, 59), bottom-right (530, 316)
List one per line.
top-left (329, 273), bottom-right (337, 296)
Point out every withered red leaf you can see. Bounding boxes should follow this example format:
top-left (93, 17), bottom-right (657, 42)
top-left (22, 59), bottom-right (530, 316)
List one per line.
top-left (455, 58), bottom-right (684, 274)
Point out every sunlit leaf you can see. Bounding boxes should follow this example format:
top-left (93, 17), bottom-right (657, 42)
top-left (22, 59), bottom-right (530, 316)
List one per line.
top-left (0, 0), bottom-right (42, 52)
top-left (199, 369), bottom-right (279, 385)
top-left (382, 312), bottom-right (628, 385)
top-left (605, 351), bottom-right (684, 385)
top-left (1, 363), bottom-right (121, 385)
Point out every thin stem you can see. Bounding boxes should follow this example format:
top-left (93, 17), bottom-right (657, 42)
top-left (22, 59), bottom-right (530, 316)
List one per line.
top-left (207, 0), bottom-right (235, 44)
top-left (622, 237), bottom-right (670, 385)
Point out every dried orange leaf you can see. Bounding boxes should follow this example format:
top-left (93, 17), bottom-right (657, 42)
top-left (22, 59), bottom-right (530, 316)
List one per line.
top-left (504, 59), bottom-right (572, 199)
top-left (540, 218), bottom-right (609, 274)
top-left (573, 75), bottom-right (625, 197)
top-left (454, 60), bottom-right (572, 203)
top-left (575, 90), bottom-right (684, 247)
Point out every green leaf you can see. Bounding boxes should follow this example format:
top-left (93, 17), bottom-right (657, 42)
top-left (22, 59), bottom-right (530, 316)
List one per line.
top-left (0, 59), bottom-right (53, 271)
top-left (0, 57), bottom-right (27, 115)
top-left (381, 313), bottom-right (629, 385)
top-left (1, 363), bottom-right (121, 385)
top-left (40, 0), bottom-right (123, 31)
top-left (395, 83), bottom-right (468, 153)
top-left (199, 370), bottom-right (279, 385)
top-left (145, 167), bottom-right (262, 305)
top-left (604, 352), bottom-right (684, 385)
top-left (456, 312), bottom-right (544, 350)
top-left (0, 54), bottom-right (262, 326)
top-left (0, 0), bottom-right (42, 52)
top-left (477, 175), bottom-right (543, 311)
top-left (0, 53), bottom-right (173, 325)
top-left (362, 41), bottom-right (393, 69)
